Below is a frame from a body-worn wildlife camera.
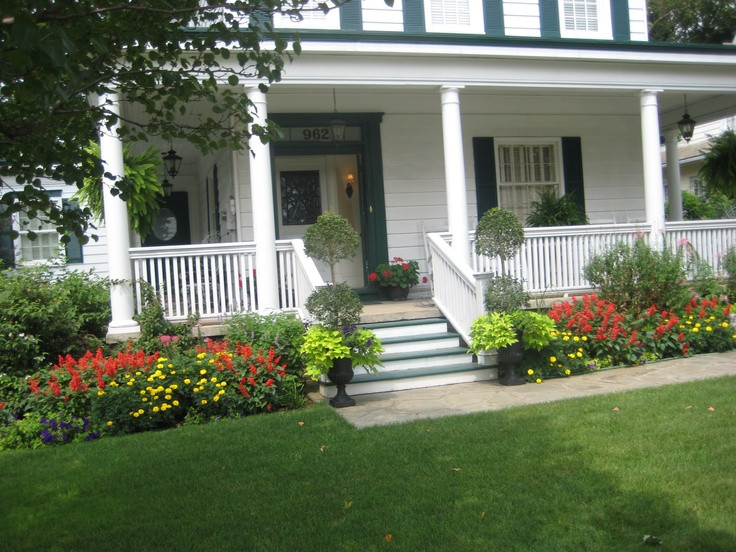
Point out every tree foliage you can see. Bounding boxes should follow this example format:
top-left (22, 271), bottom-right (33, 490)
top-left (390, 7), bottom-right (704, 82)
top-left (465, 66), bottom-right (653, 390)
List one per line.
top-left (699, 130), bottom-right (736, 198)
top-left (648, 0), bottom-right (736, 44)
top-left (0, 0), bottom-right (328, 241)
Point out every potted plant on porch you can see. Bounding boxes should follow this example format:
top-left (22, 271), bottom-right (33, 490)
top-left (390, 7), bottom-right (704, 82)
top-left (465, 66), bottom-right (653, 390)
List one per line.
top-left (469, 208), bottom-right (556, 385)
top-left (301, 213), bottom-right (383, 407)
top-left (369, 257), bottom-right (421, 300)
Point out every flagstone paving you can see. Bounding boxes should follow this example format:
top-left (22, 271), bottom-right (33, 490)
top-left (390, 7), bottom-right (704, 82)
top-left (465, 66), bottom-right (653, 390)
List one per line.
top-left (311, 350), bottom-right (736, 429)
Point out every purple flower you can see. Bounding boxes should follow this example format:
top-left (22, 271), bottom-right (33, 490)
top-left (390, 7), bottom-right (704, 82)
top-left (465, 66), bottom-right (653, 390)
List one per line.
top-left (365, 339), bottom-right (373, 348)
top-left (342, 325), bottom-right (357, 336)
top-left (82, 417), bottom-right (90, 431)
top-left (85, 431), bottom-right (101, 442)
top-left (41, 430), bottom-right (55, 444)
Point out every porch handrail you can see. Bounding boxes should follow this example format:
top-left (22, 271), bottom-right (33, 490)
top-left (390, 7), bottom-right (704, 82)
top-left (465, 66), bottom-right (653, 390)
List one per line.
top-left (425, 232), bottom-right (484, 344)
top-left (130, 239), bottom-right (324, 322)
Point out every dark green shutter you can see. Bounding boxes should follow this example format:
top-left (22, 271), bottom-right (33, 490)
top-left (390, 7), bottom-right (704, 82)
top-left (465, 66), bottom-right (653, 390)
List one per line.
top-left (0, 204), bottom-right (14, 269)
top-left (340, 1), bottom-right (362, 31)
top-left (473, 137), bottom-right (497, 218)
top-left (561, 137), bottom-right (586, 218)
top-left (62, 199), bottom-right (84, 264)
top-left (611, 0), bottom-right (630, 41)
top-left (540, 0), bottom-right (561, 38)
top-left (484, 0), bottom-right (505, 37)
top-left (403, 0), bottom-right (425, 32)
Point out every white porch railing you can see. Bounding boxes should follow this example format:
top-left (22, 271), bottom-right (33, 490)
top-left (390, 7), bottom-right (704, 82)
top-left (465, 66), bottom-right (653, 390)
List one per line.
top-left (428, 220), bottom-right (736, 343)
top-left (129, 239), bottom-right (324, 322)
top-left (664, 220), bottom-right (736, 275)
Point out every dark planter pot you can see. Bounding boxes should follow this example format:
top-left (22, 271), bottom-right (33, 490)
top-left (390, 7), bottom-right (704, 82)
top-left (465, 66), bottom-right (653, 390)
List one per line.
top-left (327, 357), bottom-right (356, 408)
top-left (497, 335), bottom-right (526, 386)
top-left (383, 285), bottom-right (410, 301)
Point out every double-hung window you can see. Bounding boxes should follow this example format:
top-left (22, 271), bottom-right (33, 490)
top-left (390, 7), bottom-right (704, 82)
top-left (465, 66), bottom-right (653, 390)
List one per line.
top-left (15, 192), bottom-right (63, 264)
top-left (558, 0), bottom-right (612, 39)
top-left (424, 0), bottom-right (485, 34)
top-left (496, 140), bottom-right (562, 222)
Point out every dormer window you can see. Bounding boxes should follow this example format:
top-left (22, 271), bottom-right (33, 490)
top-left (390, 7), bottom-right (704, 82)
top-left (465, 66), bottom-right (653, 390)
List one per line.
top-left (559, 0), bottom-right (612, 39)
top-left (424, 0), bottom-right (485, 34)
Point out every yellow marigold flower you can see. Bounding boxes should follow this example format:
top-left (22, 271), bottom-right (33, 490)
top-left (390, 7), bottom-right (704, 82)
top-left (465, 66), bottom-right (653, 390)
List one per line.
top-left (198, 379), bottom-right (207, 385)
top-left (97, 390), bottom-right (106, 396)
top-left (573, 336), bottom-right (580, 342)
top-left (127, 380), bottom-right (134, 386)
top-left (527, 369), bottom-right (534, 375)
top-left (197, 352), bottom-right (206, 360)
top-left (153, 406), bottom-right (160, 413)
top-left (168, 363), bottom-right (173, 368)
top-left (582, 336), bottom-right (588, 341)
top-left (218, 389), bottom-right (225, 395)
top-left (213, 395), bottom-right (220, 402)
top-left (110, 381), bottom-right (119, 387)
top-left (708, 316), bottom-right (716, 321)
top-left (157, 364), bottom-right (164, 370)
top-left (695, 323), bottom-right (702, 328)
top-left (220, 381), bottom-right (227, 386)
top-left (549, 356), bottom-right (557, 363)
top-left (170, 371), bottom-right (176, 375)
top-left (193, 387), bottom-right (200, 393)
top-left (106, 421), bottom-right (113, 426)
top-left (142, 398), bottom-right (148, 402)
top-left (576, 352), bottom-right (583, 358)
top-left (184, 379), bottom-right (191, 385)
top-left (722, 322), bottom-right (730, 328)
top-left (692, 327), bottom-right (699, 333)
top-left (173, 400), bottom-right (180, 406)
top-left (208, 359), bottom-right (215, 364)
top-left (161, 403), bottom-right (169, 410)
top-left (563, 336), bottom-right (570, 341)
top-left (200, 369), bottom-right (207, 374)
top-left (138, 409), bottom-right (144, 415)
top-left (140, 390), bottom-right (146, 395)
top-left (210, 377), bottom-right (218, 383)
top-left (565, 369), bottom-right (571, 375)
top-left (154, 395), bottom-right (159, 400)
top-left (165, 394), bottom-right (172, 400)
top-left (170, 384), bottom-right (178, 390)
top-left (706, 326), bottom-right (713, 332)
top-left (688, 315), bottom-right (694, 320)
top-left (568, 353), bottom-right (576, 359)
top-left (133, 412), bottom-right (139, 418)
top-left (535, 378), bottom-right (542, 384)
top-left (201, 399), bottom-right (207, 405)
top-left (135, 371), bottom-right (142, 376)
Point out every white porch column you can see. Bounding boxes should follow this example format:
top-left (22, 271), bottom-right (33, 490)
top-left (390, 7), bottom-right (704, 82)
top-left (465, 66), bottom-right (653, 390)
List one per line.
top-left (246, 87), bottom-right (280, 311)
top-left (664, 130), bottom-right (684, 221)
top-left (640, 89), bottom-right (666, 248)
top-left (440, 86), bottom-right (471, 264)
top-left (99, 92), bottom-right (139, 338)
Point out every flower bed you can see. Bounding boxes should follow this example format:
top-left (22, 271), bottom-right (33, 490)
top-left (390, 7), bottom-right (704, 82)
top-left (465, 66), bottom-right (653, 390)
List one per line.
top-left (520, 294), bottom-right (736, 383)
top-left (1, 340), bottom-right (302, 450)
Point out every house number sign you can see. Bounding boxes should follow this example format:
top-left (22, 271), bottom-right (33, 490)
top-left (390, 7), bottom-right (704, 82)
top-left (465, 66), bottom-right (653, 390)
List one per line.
top-left (301, 128), bottom-right (332, 141)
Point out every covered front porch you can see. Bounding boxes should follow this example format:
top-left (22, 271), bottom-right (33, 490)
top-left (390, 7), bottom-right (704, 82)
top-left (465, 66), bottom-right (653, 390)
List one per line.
top-left (96, 40), bottom-right (736, 339)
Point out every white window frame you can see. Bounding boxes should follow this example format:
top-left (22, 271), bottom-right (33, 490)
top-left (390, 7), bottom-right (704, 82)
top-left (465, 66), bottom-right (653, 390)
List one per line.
top-left (558, 0), bottom-right (612, 40)
top-left (495, 138), bottom-right (563, 223)
top-left (13, 194), bottom-right (65, 265)
top-left (423, 0), bottom-right (485, 35)
top-left (272, 0), bottom-right (341, 30)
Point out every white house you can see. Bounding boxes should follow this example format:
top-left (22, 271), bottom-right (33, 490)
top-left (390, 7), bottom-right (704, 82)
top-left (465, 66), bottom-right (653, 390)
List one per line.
top-left (14, 0), bottom-right (736, 393)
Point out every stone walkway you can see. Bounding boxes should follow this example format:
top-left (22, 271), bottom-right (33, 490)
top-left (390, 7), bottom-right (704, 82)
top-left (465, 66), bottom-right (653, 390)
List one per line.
top-left (313, 350), bottom-right (736, 429)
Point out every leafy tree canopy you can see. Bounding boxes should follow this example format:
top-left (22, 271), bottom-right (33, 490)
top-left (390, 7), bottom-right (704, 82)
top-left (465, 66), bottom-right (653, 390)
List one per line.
top-left (648, 0), bottom-right (736, 44)
top-left (0, 0), bottom-right (342, 243)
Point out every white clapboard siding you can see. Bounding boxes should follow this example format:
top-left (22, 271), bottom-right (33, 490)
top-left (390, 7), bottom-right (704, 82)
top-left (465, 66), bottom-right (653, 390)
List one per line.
top-left (628, 0), bottom-right (648, 41)
top-left (362, 0), bottom-right (404, 32)
top-left (502, 0), bottom-right (541, 37)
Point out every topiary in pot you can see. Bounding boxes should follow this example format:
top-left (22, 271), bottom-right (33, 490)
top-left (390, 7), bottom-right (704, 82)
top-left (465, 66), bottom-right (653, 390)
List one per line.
top-left (304, 212), bottom-right (360, 283)
top-left (475, 207), bottom-right (525, 266)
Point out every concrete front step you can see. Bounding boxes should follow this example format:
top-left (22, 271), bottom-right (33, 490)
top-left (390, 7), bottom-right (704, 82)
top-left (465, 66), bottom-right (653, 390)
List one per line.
top-left (320, 363), bottom-right (498, 397)
top-left (364, 318), bottom-right (450, 340)
top-left (379, 332), bottom-right (464, 355)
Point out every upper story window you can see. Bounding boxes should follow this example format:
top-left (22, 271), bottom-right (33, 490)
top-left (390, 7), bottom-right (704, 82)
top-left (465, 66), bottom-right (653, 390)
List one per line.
top-left (272, 0), bottom-right (341, 30)
top-left (558, 0), bottom-right (612, 39)
top-left (424, 0), bottom-right (485, 34)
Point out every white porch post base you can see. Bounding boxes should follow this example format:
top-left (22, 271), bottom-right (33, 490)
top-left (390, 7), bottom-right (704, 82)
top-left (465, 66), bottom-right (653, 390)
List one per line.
top-left (640, 89), bottom-right (666, 248)
top-left (665, 130), bottom-right (684, 222)
top-left (247, 87), bottom-right (280, 311)
top-left (99, 92), bottom-right (140, 338)
top-left (440, 86), bottom-right (471, 265)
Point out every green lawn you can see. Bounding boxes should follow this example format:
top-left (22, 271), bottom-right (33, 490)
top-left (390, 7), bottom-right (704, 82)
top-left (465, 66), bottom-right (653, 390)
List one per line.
top-left (2, 377), bottom-right (735, 551)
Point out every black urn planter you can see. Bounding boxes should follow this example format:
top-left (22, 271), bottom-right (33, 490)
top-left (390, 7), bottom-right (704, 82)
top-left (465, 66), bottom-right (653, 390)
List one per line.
top-left (383, 285), bottom-right (410, 301)
top-left (497, 338), bottom-right (526, 386)
top-left (327, 357), bottom-right (356, 408)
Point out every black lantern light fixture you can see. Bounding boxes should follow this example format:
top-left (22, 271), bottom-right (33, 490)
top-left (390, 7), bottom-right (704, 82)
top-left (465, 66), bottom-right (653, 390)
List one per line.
top-left (329, 89), bottom-right (346, 142)
top-left (162, 140), bottom-right (183, 178)
top-left (677, 94), bottom-right (696, 143)
top-left (162, 177), bottom-right (174, 198)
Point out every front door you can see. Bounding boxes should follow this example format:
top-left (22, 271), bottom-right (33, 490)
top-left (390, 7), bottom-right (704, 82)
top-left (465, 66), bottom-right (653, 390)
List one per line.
top-left (276, 155), bottom-right (364, 287)
top-left (143, 192), bottom-right (191, 247)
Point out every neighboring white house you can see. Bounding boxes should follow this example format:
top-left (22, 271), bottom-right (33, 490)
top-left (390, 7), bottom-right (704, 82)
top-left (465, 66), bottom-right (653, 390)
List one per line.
top-left (0, 178), bottom-right (109, 275)
top-left (10, 0), bottom-right (736, 341)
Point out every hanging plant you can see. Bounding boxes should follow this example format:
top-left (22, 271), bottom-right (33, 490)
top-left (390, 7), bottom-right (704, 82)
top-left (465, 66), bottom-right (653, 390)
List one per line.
top-left (75, 141), bottom-right (163, 240)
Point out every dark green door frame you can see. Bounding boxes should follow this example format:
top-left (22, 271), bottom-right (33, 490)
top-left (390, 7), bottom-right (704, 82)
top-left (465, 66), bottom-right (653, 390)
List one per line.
top-left (269, 112), bottom-right (388, 287)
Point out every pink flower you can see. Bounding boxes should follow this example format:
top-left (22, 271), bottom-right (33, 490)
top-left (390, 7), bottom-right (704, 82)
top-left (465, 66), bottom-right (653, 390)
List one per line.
top-left (422, 276), bottom-right (428, 284)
